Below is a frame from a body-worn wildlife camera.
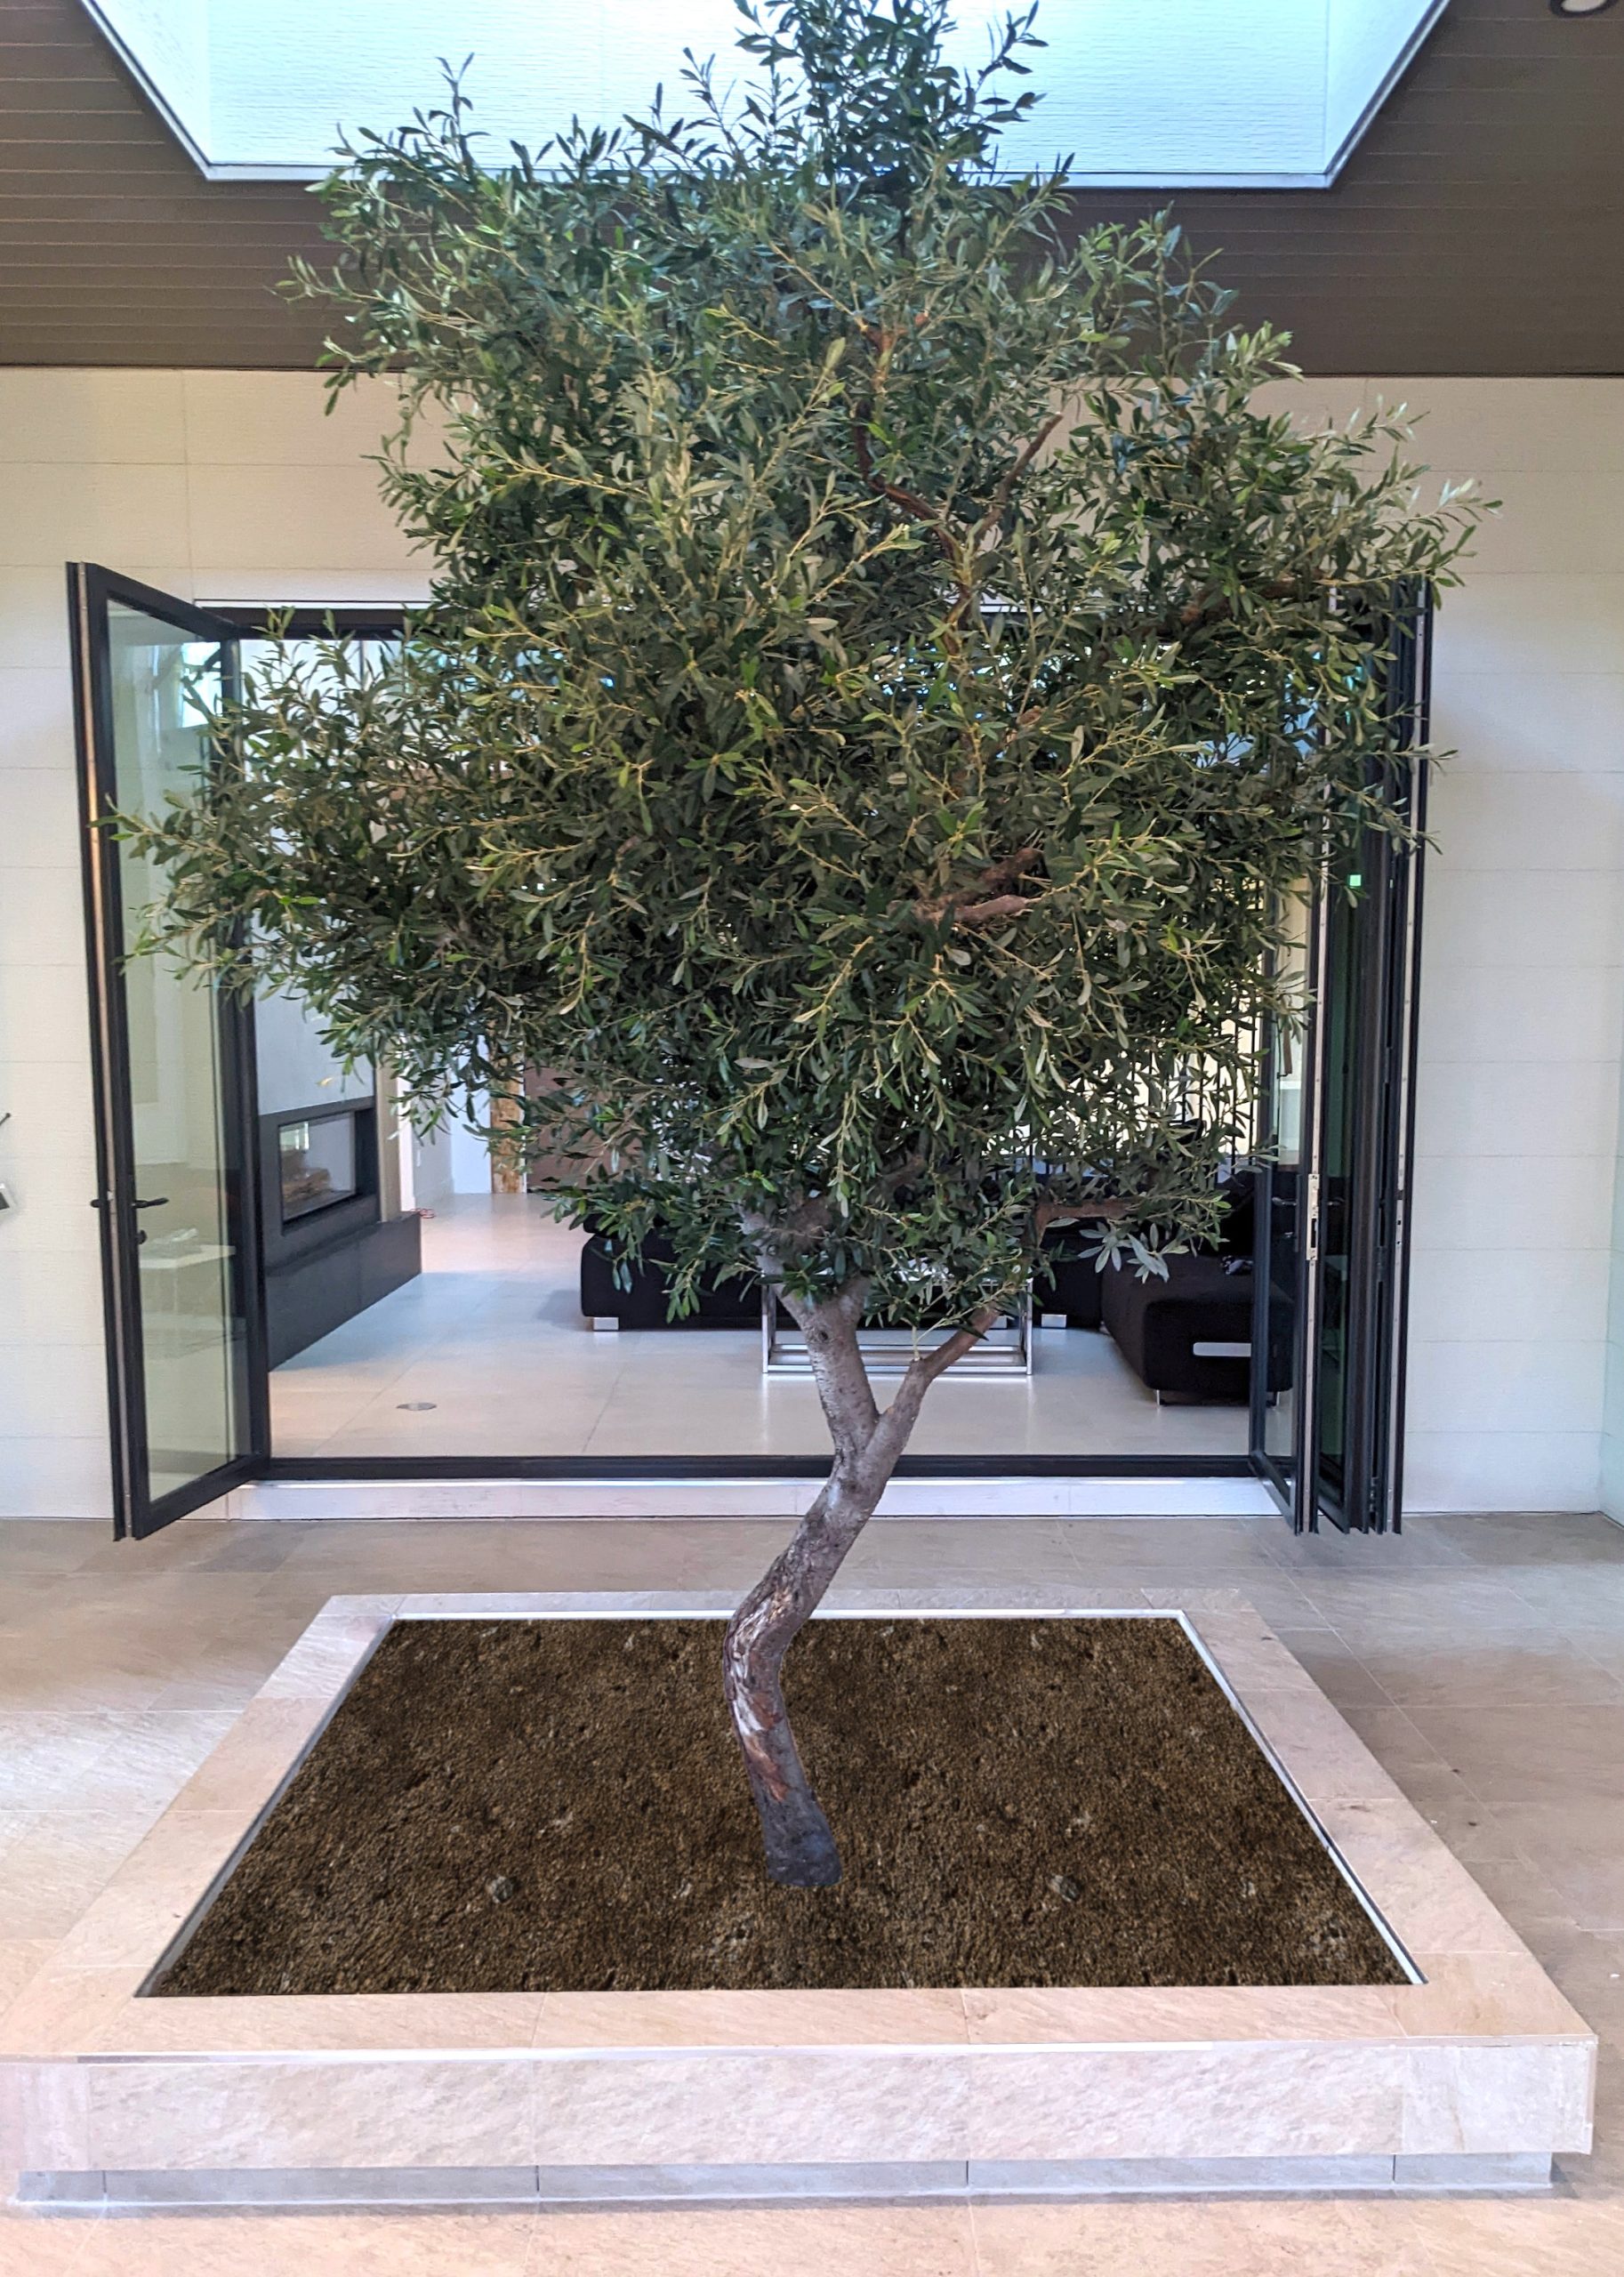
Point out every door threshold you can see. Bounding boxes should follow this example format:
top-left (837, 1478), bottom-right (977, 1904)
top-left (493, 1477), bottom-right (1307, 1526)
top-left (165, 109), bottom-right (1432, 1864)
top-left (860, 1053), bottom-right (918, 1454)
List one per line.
top-left (221, 1476), bottom-right (1279, 1522)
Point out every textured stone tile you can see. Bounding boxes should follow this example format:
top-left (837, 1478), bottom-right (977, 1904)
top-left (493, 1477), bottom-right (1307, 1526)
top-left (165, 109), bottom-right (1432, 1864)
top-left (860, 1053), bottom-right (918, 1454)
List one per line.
top-left (1401, 2040), bottom-right (1593, 2156)
top-left (1314, 1798), bottom-right (1527, 1957)
top-left (0, 2209), bottom-right (92, 2274)
top-left (960, 1984), bottom-right (1403, 2046)
top-left (0, 1809), bottom-right (169, 1938)
top-left (533, 1989), bottom-right (970, 2049)
top-left (960, 2043), bottom-right (1405, 2163)
top-left (1406, 2198), bottom-right (1624, 2276)
top-left (66, 2209), bottom-right (540, 2275)
top-left (969, 2196), bottom-right (1435, 2276)
top-left (523, 2202), bottom-right (977, 2275)
top-left (80, 2055), bottom-right (538, 2172)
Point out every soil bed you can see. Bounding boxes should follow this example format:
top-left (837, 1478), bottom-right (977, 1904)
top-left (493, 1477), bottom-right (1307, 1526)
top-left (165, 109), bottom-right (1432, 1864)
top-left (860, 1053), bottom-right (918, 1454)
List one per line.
top-left (155, 1616), bottom-right (1403, 1997)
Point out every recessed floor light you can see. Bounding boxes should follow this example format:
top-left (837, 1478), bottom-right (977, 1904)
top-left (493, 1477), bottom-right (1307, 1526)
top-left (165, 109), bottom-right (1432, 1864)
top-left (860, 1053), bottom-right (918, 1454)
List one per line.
top-left (396, 1401), bottom-right (438, 1412)
top-left (1550, 0), bottom-right (1618, 16)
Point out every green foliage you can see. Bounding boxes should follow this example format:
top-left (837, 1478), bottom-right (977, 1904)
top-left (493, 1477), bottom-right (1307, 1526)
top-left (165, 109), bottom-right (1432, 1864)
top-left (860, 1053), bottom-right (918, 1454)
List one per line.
top-left (135, 0), bottom-right (1480, 1324)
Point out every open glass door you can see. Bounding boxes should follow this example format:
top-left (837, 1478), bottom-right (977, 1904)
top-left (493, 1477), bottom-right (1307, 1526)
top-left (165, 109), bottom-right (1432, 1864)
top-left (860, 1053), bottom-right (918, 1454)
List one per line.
top-left (1252, 590), bottom-right (1431, 1533)
top-left (71, 566), bottom-right (267, 1539)
top-left (1250, 890), bottom-right (1317, 1525)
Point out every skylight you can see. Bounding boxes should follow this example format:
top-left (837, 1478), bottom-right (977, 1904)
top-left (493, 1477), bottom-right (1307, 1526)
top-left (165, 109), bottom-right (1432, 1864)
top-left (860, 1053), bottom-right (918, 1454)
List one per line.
top-left (83, 0), bottom-right (1449, 189)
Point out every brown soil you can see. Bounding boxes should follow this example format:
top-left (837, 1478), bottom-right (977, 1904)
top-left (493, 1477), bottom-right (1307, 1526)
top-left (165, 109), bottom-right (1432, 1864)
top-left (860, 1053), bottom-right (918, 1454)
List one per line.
top-left (154, 1617), bottom-right (1403, 1996)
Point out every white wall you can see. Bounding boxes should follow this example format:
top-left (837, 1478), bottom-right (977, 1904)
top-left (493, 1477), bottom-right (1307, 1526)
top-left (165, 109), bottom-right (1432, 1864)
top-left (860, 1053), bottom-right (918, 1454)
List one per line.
top-left (0, 370), bottom-right (429, 1517)
top-left (253, 988), bottom-right (373, 1117)
top-left (1258, 381), bottom-right (1624, 1513)
top-left (2, 368), bottom-right (1621, 1517)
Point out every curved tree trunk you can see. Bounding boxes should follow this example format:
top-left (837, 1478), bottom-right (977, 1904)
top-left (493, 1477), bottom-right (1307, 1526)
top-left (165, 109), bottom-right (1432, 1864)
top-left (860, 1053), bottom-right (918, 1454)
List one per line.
top-left (722, 1284), bottom-right (990, 1887)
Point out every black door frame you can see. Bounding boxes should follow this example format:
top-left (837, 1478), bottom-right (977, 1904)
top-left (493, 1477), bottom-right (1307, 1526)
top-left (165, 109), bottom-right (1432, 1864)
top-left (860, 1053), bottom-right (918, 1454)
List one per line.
top-left (1250, 586), bottom-right (1433, 1533)
top-left (71, 563), bottom-right (269, 1538)
top-left (73, 583), bottom-right (1430, 1517)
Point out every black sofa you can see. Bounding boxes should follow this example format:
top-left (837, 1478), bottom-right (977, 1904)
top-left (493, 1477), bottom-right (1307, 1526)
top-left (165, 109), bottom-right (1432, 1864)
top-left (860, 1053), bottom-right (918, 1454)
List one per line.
top-left (581, 1185), bottom-right (1265, 1405)
top-left (583, 1223), bottom-right (1094, 1334)
top-left (1099, 1174), bottom-right (1258, 1403)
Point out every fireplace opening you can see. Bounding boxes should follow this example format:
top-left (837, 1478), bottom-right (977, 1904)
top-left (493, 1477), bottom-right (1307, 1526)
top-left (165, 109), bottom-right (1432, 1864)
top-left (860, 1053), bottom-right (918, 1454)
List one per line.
top-left (278, 1111), bottom-right (359, 1223)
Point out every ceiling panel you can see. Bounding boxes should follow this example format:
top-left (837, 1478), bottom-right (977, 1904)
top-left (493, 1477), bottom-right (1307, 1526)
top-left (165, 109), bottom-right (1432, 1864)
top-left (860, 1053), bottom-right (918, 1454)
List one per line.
top-left (0, 0), bottom-right (1620, 373)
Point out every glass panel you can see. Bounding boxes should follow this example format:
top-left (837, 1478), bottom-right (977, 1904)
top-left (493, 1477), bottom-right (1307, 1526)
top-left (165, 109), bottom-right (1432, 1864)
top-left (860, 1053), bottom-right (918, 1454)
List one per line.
top-left (109, 603), bottom-right (247, 1503)
top-left (1259, 890), bottom-right (1310, 1482)
top-left (1313, 867), bottom-right (1363, 1521)
top-left (279, 1113), bottom-right (358, 1221)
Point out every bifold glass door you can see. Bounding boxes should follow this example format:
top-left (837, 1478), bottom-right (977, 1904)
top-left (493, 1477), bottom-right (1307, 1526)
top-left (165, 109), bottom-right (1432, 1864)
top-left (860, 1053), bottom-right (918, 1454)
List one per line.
top-left (72, 566), bottom-right (266, 1538)
top-left (1251, 594), bottom-right (1431, 1533)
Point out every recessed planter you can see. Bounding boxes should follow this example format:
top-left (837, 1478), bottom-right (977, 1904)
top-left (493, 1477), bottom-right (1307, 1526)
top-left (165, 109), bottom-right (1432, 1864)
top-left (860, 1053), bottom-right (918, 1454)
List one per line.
top-left (151, 1613), bottom-right (1407, 1999)
top-left (0, 1590), bottom-right (1596, 2210)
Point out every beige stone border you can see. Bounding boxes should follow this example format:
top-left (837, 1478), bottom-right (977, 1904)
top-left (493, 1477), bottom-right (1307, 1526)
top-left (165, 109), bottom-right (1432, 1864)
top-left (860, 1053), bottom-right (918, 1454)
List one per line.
top-left (0, 1590), bottom-right (1596, 2186)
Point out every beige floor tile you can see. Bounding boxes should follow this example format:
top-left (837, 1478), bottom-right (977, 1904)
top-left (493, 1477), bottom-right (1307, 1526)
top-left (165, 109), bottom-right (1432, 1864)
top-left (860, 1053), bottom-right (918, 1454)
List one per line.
top-left (0, 1936), bottom-right (56, 2024)
top-left (1357, 1640), bottom-right (1624, 1711)
top-left (67, 2209), bottom-right (540, 2276)
top-left (1405, 2198), bottom-right (1624, 2276)
top-left (0, 1810), bottom-right (174, 1938)
top-left (968, 2196), bottom-right (1432, 2276)
top-left (0, 2210), bottom-right (92, 2274)
top-left (1489, 1801), bottom-right (1624, 1933)
top-left (1402, 1702), bottom-right (1624, 1809)
top-left (525, 2202), bottom-right (977, 2275)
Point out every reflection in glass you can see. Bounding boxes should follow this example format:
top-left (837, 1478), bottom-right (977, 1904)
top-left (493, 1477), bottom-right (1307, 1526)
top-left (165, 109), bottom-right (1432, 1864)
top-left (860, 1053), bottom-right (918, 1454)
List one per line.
top-left (1261, 890), bottom-right (1309, 1473)
top-left (109, 605), bottom-right (245, 1501)
top-left (279, 1114), bottom-right (358, 1222)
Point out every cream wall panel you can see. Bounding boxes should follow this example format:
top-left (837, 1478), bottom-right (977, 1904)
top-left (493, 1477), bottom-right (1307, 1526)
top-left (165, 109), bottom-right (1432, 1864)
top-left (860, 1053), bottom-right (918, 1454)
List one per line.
top-left (1425, 473), bottom-right (1624, 578)
top-left (1406, 1249), bottom-right (1609, 1350)
top-left (0, 1243), bottom-right (103, 1343)
top-left (1426, 768), bottom-right (1624, 873)
top-left (1357, 381), bottom-right (1624, 472)
top-left (0, 370), bottom-right (187, 464)
top-left (1406, 1339), bottom-right (1607, 1440)
top-left (180, 372), bottom-right (427, 465)
top-left (0, 1342), bottom-right (113, 1439)
top-left (1411, 1058), bottom-right (1620, 1163)
top-left (1418, 869), bottom-right (1624, 977)
top-left (3, 664), bottom-right (91, 767)
top-left (4, 765), bottom-right (84, 872)
top-left (1409, 1147), bottom-right (1614, 1257)
top-left (1430, 674), bottom-right (1624, 776)
top-left (187, 463), bottom-right (421, 576)
top-left (1432, 578), bottom-right (1624, 678)
top-left (0, 960), bottom-right (92, 1068)
top-left (0, 465), bottom-right (194, 569)
top-left (1403, 1433), bottom-right (1601, 1517)
top-left (1419, 963), bottom-right (1623, 1066)
top-left (0, 571), bottom-right (74, 670)
top-left (194, 567), bottom-right (435, 607)
top-left (0, 1436), bottom-right (113, 1521)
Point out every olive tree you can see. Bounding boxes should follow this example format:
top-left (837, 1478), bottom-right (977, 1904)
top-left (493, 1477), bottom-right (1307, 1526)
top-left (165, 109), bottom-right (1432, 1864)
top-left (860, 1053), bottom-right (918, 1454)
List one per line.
top-left (137, 0), bottom-right (1475, 1887)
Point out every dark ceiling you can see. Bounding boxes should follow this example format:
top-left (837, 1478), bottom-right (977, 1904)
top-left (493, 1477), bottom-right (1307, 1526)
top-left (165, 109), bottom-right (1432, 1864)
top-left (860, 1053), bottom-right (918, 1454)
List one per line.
top-left (1, 0), bottom-right (1621, 372)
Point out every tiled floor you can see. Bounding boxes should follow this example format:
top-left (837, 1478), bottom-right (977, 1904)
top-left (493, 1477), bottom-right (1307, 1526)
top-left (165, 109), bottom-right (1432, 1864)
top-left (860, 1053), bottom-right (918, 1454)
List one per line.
top-left (269, 1195), bottom-right (1250, 1460)
top-left (2, 1506), bottom-right (1623, 2271)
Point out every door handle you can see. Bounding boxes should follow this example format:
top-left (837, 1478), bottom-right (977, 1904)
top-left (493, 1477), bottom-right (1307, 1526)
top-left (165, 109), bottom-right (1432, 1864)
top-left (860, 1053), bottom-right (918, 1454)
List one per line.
top-left (89, 1195), bottom-right (170, 1210)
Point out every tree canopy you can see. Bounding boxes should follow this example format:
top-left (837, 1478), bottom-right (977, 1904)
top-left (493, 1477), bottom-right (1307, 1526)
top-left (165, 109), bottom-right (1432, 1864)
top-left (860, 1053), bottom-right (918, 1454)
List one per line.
top-left (139, 0), bottom-right (1476, 1328)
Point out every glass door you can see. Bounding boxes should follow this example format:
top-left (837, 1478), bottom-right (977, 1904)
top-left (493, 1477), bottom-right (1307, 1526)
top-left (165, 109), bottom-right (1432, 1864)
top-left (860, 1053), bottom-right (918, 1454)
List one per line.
top-left (71, 566), bottom-right (266, 1538)
top-left (1250, 890), bottom-right (1319, 1524)
top-left (1252, 591), bottom-right (1431, 1533)
top-left (1307, 599), bottom-right (1430, 1533)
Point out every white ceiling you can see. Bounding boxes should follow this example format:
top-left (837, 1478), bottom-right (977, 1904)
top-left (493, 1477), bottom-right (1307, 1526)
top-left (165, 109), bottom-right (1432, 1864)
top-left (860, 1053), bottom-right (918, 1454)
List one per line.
top-left (80, 0), bottom-right (1451, 189)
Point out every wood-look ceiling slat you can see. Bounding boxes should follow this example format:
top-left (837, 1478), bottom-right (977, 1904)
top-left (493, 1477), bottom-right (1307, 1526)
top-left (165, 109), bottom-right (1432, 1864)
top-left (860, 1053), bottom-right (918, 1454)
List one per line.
top-left (0, 0), bottom-right (1617, 372)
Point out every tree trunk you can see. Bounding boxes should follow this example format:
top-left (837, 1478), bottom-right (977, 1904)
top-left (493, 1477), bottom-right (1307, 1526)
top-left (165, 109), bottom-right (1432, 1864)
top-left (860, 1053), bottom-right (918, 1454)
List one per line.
top-left (721, 1287), bottom-right (988, 1887)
